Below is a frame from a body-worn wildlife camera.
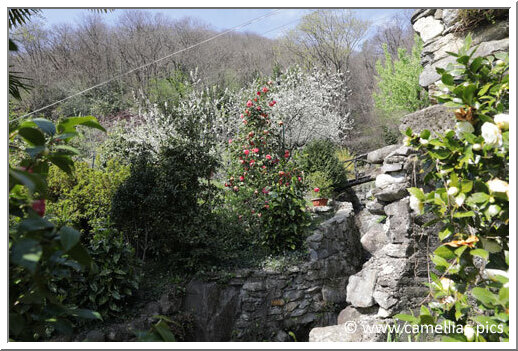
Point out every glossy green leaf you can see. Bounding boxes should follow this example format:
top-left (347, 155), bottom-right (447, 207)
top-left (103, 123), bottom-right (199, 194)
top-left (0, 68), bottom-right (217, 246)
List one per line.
top-left (59, 226), bottom-right (80, 251)
top-left (18, 127), bottom-right (45, 146)
top-left (11, 238), bottom-right (42, 273)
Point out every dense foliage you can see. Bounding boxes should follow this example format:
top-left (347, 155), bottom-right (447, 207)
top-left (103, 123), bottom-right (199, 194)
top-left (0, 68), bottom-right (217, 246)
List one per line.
top-left (46, 160), bottom-right (130, 237)
top-left (298, 139), bottom-right (348, 192)
top-left (9, 116), bottom-right (106, 340)
top-left (373, 34), bottom-right (428, 118)
top-left (399, 35), bottom-right (509, 342)
top-left (226, 83), bottom-right (310, 253)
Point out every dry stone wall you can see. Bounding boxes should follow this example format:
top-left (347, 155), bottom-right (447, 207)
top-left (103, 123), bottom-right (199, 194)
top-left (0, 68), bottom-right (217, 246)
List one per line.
top-left (412, 9), bottom-right (509, 95)
top-left (309, 145), bottom-right (441, 342)
top-left (182, 201), bottom-right (364, 342)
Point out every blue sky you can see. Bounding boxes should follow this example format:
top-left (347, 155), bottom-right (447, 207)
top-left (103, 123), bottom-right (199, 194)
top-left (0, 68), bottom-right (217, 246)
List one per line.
top-left (39, 8), bottom-right (413, 39)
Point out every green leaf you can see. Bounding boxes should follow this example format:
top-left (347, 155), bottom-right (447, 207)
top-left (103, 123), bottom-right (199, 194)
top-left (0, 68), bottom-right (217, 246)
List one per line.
top-left (460, 180), bottom-right (473, 193)
top-left (18, 127), bottom-right (45, 146)
top-left (463, 84), bottom-right (477, 105)
top-left (439, 226), bottom-right (454, 241)
top-left (67, 243), bottom-right (91, 267)
top-left (394, 313), bottom-right (418, 324)
top-left (453, 211), bottom-right (475, 218)
top-left (153, 320), bottom-right (176, 342)
top-left (54, 145), bottom-right (80, 155)
top-left (473, 315), bottom-right (498, 327)
top-left (472, 287), bottom-right (497, 306)
top-left (441, 73), bottom-right (455, 86)
top-left (467, 192), bottom-right (490, 204)
top-left (70, 308), bottom-right (102, 320)
top-left (18, 217), bottom-right (54, 233)
top-left (434, 245), bottom-right (456, 260)
top-left (32, 118), bottom-right (56, 136)
top-left (407, 187), bottom-right (425, 201)
top-left (470, 248), bottom-right (488, 260)
top-left (470, 57), bottom-right (484, 72)
top-left (480, 237), bottom-right (502, 253)
top-left (57, 116), bottom-right (106, 134)
top-left (11, 238), bottom-right (42, 273)
top-left (59, 226), bottom-right (80, 251)
top-left (48, 155), bottom-right (74, 174)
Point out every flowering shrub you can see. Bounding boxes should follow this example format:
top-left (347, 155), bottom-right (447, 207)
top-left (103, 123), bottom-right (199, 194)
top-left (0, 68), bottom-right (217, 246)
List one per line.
top-left (226, 83), bottom-right (310, 253)
top-left (269, 66), bottom-right (351, 148)
top-left (399, 35), bottom-right (509, 342)
top-left (306, 171), bottom-right (334, 199)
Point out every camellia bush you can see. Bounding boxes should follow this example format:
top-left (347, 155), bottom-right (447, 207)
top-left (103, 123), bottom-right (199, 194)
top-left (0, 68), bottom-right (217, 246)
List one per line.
top-left (398, 35), bottom-right (509, 342)
top-left (226, 82), bottom-right (310, 253)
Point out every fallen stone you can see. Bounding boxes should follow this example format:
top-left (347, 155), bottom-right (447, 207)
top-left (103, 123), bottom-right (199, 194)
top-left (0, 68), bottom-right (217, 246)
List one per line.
top-left (346, 270), bottom-right (377, 308)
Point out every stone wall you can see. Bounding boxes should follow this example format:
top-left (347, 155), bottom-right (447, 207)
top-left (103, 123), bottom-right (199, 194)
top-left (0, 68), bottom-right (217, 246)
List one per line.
top-left (412, 9), bottom-right (509, 95)
top-left (183, 201), bottom-right (364, 341)
top-left (309, 145), bottom-right (441, 342)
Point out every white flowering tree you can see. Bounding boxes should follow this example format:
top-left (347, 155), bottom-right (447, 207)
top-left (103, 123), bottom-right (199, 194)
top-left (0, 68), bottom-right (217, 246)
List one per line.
top-left (269, 66), bottom-right (352, 148)
top-left (400, 36), bottom-right (509, 342)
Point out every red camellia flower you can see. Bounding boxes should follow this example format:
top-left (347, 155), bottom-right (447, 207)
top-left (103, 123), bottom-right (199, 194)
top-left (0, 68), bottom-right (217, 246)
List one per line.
top-left (239, 176), bottom-right (245, 181)
top-left (264, 204), bottom-right (270, 209)
top-left (256, 106), bottom-right (261, 111)
top-left (314, 187), bottom-right (320, 193)
top-left (243, 120), bottom-right (248, 125)
top-left (262, 187), bottom-right (269, 194)
top-left (244, 149), bottom-right (250, 156)
top-left (279, 171), bottom-right (285, 176)
top-left (253, 97), bottom-right (258, 102)
top-left (262, 165), bottom-right (266, 169)
top-left (32, 199), bottom-right (46, 217)
top-left (246, 100), bottom-right (253, 107)
top-left (262, 86), bottom-right (269, 93)
top-left (269, 100), bottom-right (277, 107)
top-left (250, 160), bottom-right (255, 165)
top-left (240, 159), bottom-right (245, 164)
top-left (298, 176), bottom-right (302, 182)
top-left (240, 114), bottom-right (244, 119)
top-left (265, 154), bottom-right (272, 160)
top-left (257, 91), bottom-right (261, 96)
top-left (249, 131), bottom-right (255, 137)
top-left (253, 148), bottom-right (259, 153)
top-left (228, 139), bottom-right (232, 144)
top-left (284, 150), bottom-right (290, 158)
top-left (233, 186), bottom-right (239, 192)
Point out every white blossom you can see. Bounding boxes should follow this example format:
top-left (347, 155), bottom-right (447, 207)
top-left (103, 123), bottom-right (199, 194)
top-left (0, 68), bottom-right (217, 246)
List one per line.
top-left (440, 277), bottom-right (456, 291)
top-left (464, 325), bottom-right (476, 341)
top-left (481, 122), bottom-right (502, 146)
top-left (487, 178), bottom-right (509, 196)
top-left (494, 113), bottom-right (509, 130)
top-left (472, 143), bottom-right (482, 151)
top-left (409, 194), bottom-right (423, 214)
top-left (419, 138), bottom-right (429, 145)
top-left (455, 193), bottom-right (466, 207)
top-left (447, 186), bottom-right (459, 196)
top-left (488, 204), bottom-right (500, 217)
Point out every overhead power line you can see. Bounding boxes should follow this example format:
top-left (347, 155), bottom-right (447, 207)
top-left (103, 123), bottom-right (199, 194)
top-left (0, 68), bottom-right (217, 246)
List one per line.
top-left (13, 9), bottom-right (281, 121)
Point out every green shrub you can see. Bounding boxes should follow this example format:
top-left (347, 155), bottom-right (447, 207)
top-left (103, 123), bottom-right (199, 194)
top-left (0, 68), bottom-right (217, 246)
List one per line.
top-left (53, 223), bottom-right (141, 319)
top-left (46, 160), bottom-right (130, 238)
top-left (9, 116), bottom-right (106, 340)
top-left (110, 139), bottom-right (222, 268)
top-left (400, 35), bottom-right (509, 342)
top-left (373, 35), bottom-right (429, 118)
top-left (456, 9), bottom-right (508, 32)
top-left (306, 171), bottom-right (333, 199)
top-left (299, 139), bottom-right (348, 191)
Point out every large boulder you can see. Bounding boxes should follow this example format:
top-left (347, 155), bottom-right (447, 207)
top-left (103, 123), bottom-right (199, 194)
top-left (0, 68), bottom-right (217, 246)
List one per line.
top-left (399, 104), bottom-right (455, 136)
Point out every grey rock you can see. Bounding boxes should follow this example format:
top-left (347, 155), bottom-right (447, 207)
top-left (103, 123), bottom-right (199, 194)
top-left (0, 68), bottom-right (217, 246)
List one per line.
top-left (361, 226), bottom-right (389, 255)
top-left (386, 146), bottom-right (417, 158)
top-left (285, 301), bottom-right (299, 312)
top-left (184, 280), bottom-right (240, 341)
top-left (346, 270), bottom-right (377, 308)
top-left (381, 162), bottom-right (403, 173)
top-left (274, 330), bottom-right (291, 342)
top-left (337, 305), bottom-right (362, 325)
top-left (411, 9), bottom-right (435, 23)
top-left (384, 198), bottom-right (411, 243)
top-left (380, 243), bottom-right (413, 258)
top-left (322, 283), bottom-right (347, 304)
top-left (372, 183), bottom-right (409, 203)
top-left (375, 173), bottom-right (406, 188)
top-left (413, 16), bottom-right (444, 42)
top-left (290, 308), bottom-right (307, 317)
top-left (144, 301), bottom-right (160, 316)
top-left (434, 9), bottom-right (443, 20)
top-left (242, 281), bottom-right (265, 292)
top-left (367, 144), bottom-right (400, 164)
top-left (84, 330), bottom-right (105, 342)
top-left (442, 9), bottom-right (458, 27)
top-left (399, 104), bottom-right (456, 136)
top-left (373, 289), bottom-right (398, 310)
top-left (366, 200), bottom-right (386, 215)
top-left (284, 290), bottom-right (304, 302)
top-left (309, 315), bottom-right (385, 342)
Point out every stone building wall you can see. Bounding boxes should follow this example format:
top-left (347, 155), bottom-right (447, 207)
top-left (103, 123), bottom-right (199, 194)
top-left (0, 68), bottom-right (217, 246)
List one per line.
top-left (412, 9), bottom-right (509, 94)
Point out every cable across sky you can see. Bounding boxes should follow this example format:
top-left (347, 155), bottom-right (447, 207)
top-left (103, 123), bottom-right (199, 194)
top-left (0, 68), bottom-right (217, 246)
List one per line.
top-left (13, 9), bottom-right (282, 121)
